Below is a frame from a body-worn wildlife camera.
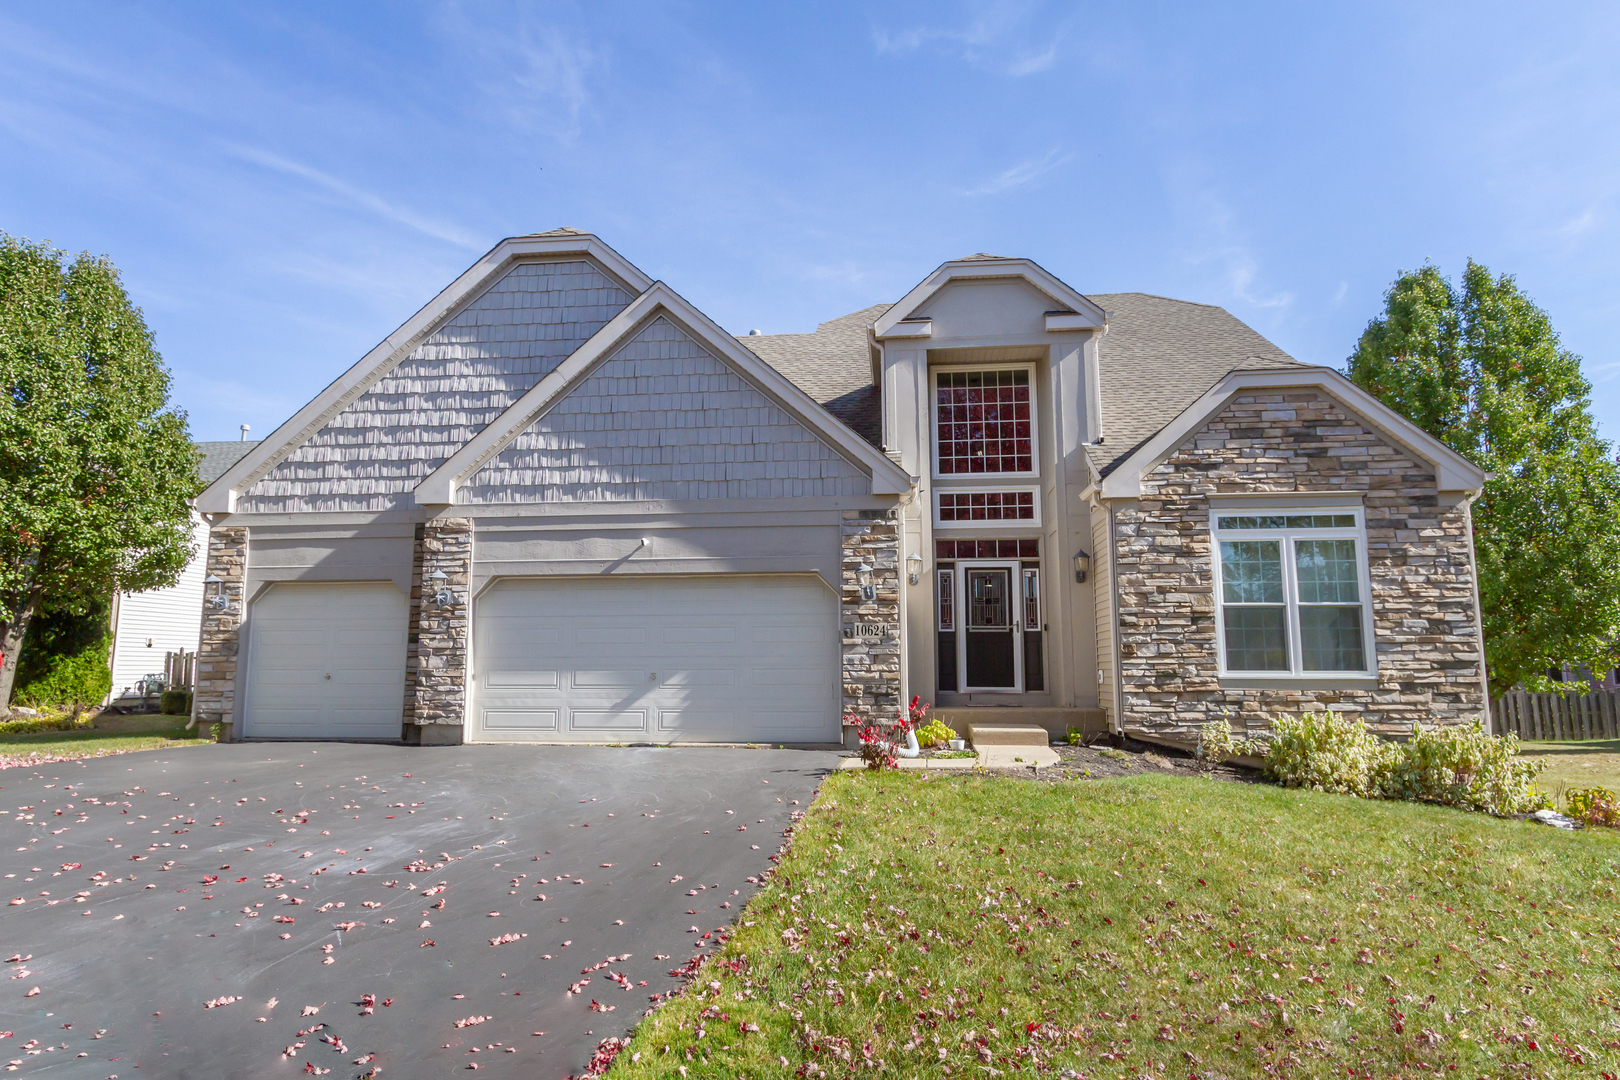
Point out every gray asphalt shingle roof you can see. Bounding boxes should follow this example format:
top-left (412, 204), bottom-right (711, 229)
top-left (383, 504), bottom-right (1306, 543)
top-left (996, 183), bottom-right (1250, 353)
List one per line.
top-left (740, 292), bottom-right (1303, 470)
top-left (196, 440), bottom-right (261, 485)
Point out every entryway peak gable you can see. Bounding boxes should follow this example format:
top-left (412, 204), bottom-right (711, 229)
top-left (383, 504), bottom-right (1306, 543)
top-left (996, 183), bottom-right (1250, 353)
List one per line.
top-left (873, 255), bottom-right (1107, 339)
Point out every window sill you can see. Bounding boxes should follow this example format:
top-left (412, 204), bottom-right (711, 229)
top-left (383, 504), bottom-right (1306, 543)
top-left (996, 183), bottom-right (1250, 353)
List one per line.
top-left (1218, 675), bottom-right (1381, 691)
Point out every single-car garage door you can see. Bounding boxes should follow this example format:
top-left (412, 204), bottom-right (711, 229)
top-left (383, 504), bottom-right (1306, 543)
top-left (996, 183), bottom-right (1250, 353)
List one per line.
top-left (472, 575), bottom-right (839, 744)
top-left (243, 582), bottom-right (409, 740)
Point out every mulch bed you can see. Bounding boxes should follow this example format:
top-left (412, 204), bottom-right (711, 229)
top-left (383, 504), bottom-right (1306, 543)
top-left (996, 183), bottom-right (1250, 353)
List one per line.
top-left (978, 734), bottom-right (1261, 784)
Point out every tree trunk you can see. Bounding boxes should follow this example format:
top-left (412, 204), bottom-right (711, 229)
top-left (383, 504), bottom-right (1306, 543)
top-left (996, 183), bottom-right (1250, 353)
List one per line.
top-left (0, 594), bottom-right (41, 709)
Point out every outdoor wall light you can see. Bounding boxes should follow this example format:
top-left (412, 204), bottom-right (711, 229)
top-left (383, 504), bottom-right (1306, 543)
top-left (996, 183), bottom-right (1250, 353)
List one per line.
top-left (203, 573), bottom-right (229, 612)
top-left (905, 551), bottom-right (923, 586)
top-left (1073, 549), bottom-right (1091, 584)
top-left (429, 569), bottom-right (455, 607)
top-left (855, 562), bottom-right (876, 602)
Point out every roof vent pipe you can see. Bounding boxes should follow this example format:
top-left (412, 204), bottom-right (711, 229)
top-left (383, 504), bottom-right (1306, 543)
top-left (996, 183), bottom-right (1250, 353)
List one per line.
top-left (747, 329), bottom-right (761, 336)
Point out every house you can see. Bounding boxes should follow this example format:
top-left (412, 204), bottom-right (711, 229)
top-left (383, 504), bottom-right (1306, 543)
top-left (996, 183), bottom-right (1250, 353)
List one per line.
top-left (193, 229), bottom-right (1490, 747)
top-left (106, 440), bottom-right (261, 701)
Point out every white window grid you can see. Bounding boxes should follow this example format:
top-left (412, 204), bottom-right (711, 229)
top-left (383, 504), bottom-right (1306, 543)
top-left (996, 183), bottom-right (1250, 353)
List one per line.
top-left (933, 485), bottom-right (1042, 529)
top-left (1210, 509), bottom-right (1377, 678)
top-left (930, 363), bottom-right (1040, 480)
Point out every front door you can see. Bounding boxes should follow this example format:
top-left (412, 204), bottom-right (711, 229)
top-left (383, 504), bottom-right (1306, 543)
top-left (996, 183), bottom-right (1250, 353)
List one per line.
top-left (961, 561), bottom-right (1022, 692)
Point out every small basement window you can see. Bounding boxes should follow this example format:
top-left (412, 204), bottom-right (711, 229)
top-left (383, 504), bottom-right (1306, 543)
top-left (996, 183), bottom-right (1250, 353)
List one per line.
top-left (1212, 510), bottom-right (1374, 676)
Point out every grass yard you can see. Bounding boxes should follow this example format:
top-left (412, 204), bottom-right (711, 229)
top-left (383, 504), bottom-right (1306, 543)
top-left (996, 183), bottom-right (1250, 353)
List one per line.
top-left (0, 721), bottom-right (210, 768)
top-left (1520, 740), bottom-right (1620, 808)
top-left (612, 772), bottom-right (1620, 1079)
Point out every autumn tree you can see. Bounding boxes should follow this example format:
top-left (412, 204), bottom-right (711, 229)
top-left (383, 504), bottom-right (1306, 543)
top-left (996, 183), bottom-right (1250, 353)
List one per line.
top-left (1348, 259), bottom-right (1620, 692)
top-left (0, 235), bottom-right (197, 706)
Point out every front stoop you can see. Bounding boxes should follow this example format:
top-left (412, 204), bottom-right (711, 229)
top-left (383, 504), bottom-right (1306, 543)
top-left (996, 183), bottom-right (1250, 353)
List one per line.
top-left (935, 706), bottom-right (1107, 741)
top-left (966, 722), bottom-right (1060, 769)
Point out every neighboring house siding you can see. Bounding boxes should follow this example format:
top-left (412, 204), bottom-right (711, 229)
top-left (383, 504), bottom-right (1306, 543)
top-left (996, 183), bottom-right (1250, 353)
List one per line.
top-left (1112, 389), bottom-right (1485, 742)
top-left (1091, 506), bottom-right (1115, 726)
top-left (461, 316), bottom-right (870, 503)
top-left (240, 260), bottom-right (633, 513)
top-left (108, 510), bottom-right (207, 698)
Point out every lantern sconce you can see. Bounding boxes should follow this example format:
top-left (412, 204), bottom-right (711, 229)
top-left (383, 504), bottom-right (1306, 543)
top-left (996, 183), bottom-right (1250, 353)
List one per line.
top-left (429, 569), bottom-right (455, 607)
top-left (905, 551), bottom-right (923, 587)
top-left (1073, 549), bottom-right (1091, 584)
top-left (855, 562), bottom-right (876, 602)
top-left (203, 574), bottom-right (229, 612)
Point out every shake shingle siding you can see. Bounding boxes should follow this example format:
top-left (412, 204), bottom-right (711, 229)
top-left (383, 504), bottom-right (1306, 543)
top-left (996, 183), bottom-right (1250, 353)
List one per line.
top-left (461, 316), bottom-right (869, 503)
top-left (239, 259), bottom-right (633, 513)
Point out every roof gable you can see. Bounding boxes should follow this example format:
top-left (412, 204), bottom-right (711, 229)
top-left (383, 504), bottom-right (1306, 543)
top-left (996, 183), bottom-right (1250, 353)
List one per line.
top-left (416, 283), bottom-right (911, 504)
top-left (198, 231), bottom-right (654, 514)
top-left (460, 315), bottom-right (870, 503)
top-left (874, 256), bottom-right (1105, 338)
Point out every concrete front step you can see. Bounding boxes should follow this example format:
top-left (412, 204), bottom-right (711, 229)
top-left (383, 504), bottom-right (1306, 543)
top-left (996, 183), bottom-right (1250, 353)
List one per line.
top-left (935, 706), bottom-right (1107, 742)
top-left (966, 723), bottom-right (1052, 747)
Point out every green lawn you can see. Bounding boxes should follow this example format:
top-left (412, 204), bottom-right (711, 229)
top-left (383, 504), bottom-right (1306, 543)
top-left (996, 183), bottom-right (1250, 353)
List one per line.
top-left (0, 721), bottom-right (210, 767)
top-left (612, 772), bottom-right (1620, 1079)
top-left (1520, 740), bottom-right (1620, 807)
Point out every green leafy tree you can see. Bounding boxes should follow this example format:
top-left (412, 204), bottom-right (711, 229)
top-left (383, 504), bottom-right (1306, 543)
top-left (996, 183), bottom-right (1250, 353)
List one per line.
top-left (0, 235), bottom-right (197, 706)
top-left (1348, 260), bottom-right (1620, 692)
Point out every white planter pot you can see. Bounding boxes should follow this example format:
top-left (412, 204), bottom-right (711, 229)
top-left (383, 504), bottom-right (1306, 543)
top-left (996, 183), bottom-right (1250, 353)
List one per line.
top-left (948, 738), bottom-right (966, 751)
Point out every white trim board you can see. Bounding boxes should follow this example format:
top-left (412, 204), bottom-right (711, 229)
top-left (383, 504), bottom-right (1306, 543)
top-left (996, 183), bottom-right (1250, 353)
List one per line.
top-left (197, 232), bottom-right (655, 514)
top-left (415, 282), bottom-right (913, 504)
top-left (1096, 366), bottom-right (1487, 500)
top-left (874, 257), bottom-right (1107, 339)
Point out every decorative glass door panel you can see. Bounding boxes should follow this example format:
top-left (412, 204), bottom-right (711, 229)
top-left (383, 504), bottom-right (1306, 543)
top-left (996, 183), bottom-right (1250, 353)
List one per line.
top-left (962, 564), bottom-right (1020, 690)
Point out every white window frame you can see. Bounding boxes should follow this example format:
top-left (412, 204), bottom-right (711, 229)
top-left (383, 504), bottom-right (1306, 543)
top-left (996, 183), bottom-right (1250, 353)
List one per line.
top-left (1211, 508), bottom-right (1377, 680)
top-left (932, 485), bottom-right (1042, 530)
top-left (930, 363), bottom-right (1040, 481)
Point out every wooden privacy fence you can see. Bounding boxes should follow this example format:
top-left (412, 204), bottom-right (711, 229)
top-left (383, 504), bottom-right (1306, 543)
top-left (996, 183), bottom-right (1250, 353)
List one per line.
top-left (163, 649), bottom-right (195, 693)
top-left (1492, 689), bottom-right (1620, 741)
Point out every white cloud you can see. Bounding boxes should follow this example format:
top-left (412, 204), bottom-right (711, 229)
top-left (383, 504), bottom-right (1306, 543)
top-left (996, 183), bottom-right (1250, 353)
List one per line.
top-left (965, 148), bottom-right (1072, 196)
top-left (434, 3), bottom-right (602, 139)
top-left (872, 2), bottom-right (1062, 77)
top-left (220, 143), bottom-right (483, 250)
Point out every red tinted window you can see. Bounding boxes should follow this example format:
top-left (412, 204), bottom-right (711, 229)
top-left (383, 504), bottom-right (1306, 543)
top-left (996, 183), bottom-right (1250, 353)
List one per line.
top-left (934, 539), bottom-right (1040, 560)
top-left (938, 490), bottom-right (1035, 522)
top-left (935, 369), bottom-right (1033, 474)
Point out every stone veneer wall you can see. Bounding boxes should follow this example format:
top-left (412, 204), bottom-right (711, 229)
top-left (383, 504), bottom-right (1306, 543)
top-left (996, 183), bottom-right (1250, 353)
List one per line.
top-left (1112, 389), bottom-right (1486, 742)
top-left (193, 526), bottom-right (248, 735)
top-left (401, 523), bottom-right (426, 727)
top-left (410, 518), bottom-right (472, 742)
top-left (841, 508), bottom-right (901, 727)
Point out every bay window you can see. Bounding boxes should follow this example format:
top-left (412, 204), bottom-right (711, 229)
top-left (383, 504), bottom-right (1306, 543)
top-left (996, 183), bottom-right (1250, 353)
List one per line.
top-left (1212, 511), bottom-right (1375, 676)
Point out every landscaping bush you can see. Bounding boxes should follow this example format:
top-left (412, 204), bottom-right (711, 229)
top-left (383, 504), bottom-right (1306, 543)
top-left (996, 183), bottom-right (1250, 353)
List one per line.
top-left (159, 689), bottom-right (192, 716)
top-left (1260, 711), bottom-right (1394, 797)
top-left (915, 719), bottom-right (956, 748)
top-left (1200, 713), bottom-right (1548, 817)
top-left (13, 635), bottom-right (112, 710)
top-left (1380, 721), bottom-right (1549, 816)
top-left (1567, 786), bottom-right (1620, 828)
top-left (0, 713), bottom-right (94, 736)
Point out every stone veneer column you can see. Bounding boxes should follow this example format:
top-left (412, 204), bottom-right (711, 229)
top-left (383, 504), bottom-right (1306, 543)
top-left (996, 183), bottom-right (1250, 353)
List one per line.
top-left (193, 526), bottom-right (247, 739)
top-left (409, 517), bottom-right (472, 745)
top-left (841, 508), bottom-right (901, 731)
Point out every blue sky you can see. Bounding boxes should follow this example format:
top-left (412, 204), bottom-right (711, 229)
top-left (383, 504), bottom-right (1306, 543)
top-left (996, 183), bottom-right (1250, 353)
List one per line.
top-left (2, 2), bottom-right (1617, 443)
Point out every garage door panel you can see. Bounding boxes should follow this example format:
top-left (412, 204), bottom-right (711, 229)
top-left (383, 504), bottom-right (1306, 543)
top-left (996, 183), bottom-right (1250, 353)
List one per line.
top-left (485, 669), bottom-right (560, 688)
top-left (472, 575), bottom-right (837, 744)
top-left (483, 709), bottom-right (559, 730)
top-left (245, 583), bottom-right (407, 740)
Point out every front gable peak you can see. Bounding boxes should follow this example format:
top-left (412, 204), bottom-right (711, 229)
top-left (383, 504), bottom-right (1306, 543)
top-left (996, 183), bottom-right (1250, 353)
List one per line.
top-left (873, 255), bottom-right (1107, 340)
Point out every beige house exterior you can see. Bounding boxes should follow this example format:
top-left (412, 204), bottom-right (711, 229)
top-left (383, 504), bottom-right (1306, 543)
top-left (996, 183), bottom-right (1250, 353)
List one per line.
top-left (194, 230), bottom-right (1489, 748)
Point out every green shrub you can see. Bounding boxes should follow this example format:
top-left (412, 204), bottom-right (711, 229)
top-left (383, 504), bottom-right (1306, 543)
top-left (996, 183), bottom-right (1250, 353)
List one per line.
top-left (0, 713), bottom-right (93, 736)
top-left (915, 719), bottom-right (957, 748)
top-left (13, 635), bottom-right (112, 709)
top-left (1065, 727), bottom-right (1084, 746)
top-left (1195, 718), bottom-right (1268, 765)
top-left (1380, 721), bottom-right (1549, 816)
top-left (160, 690), bottom-right (192, 716)
top-left (1263, 711), bottom-right (1393, 797)
top-left (1566, 787), bottom-right (1620, 828)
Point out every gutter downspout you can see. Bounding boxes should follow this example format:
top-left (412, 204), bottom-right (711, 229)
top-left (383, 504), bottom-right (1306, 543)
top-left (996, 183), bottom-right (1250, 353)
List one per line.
top-left (1461, 489), bottom-right (1492, 732)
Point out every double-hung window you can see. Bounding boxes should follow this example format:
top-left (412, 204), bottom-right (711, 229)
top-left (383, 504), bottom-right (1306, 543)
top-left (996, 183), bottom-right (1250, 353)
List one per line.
top-left (1212, 510), bottom-right (1375, 676)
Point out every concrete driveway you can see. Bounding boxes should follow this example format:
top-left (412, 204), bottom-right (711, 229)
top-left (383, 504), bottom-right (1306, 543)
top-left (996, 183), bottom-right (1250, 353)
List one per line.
top-left (0, 742), bottom-right (838, 1078)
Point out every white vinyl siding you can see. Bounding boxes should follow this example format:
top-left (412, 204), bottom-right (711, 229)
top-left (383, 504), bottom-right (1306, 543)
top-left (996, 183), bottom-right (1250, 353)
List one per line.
top-left (471, 575), bottom-right (839, 744)
top-left (243, 583), bottom-right (408, 739)
top-left (109, 511), bottom-right (207, 699)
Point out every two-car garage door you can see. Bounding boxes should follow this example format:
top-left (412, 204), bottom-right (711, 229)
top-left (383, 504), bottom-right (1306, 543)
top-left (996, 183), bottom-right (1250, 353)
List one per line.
top-left (471, 575), bottom-right (840, 744)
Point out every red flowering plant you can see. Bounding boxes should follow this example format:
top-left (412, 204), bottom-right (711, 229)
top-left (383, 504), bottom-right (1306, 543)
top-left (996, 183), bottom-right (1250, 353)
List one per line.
top-left (846, 708), bottom-right (900, 770)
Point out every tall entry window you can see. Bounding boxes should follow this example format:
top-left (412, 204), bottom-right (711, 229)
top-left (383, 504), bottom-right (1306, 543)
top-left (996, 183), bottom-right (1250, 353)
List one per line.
top-left (933, 367), bottom-right (1036, 476)
top-left (1212, 511), bottom-right (1375, 676)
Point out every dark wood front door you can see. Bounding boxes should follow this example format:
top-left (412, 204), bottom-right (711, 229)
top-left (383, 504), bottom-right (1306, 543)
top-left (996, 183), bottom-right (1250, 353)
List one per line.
top-left (964, 566), bottom-right (1018, 689)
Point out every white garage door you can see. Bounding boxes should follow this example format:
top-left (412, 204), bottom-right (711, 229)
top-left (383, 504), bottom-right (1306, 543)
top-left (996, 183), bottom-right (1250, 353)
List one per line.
top-left (244, 582), bottom-right (409, 740)
top-left (472, 575), bottom-right (840, 744)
